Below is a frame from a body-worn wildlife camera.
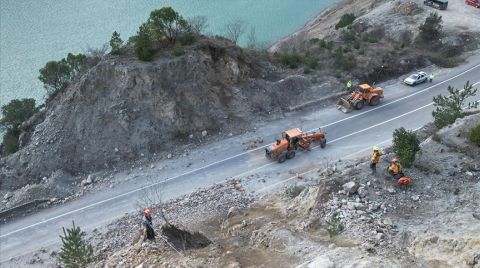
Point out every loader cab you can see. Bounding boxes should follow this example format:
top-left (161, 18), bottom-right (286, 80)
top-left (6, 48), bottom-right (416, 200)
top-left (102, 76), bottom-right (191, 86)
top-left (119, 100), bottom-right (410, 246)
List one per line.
top-left (358, 84), bottom-right (372, 93)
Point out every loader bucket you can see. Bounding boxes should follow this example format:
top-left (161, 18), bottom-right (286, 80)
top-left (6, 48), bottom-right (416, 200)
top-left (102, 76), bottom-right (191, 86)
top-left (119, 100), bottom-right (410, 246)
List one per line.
top-left (336, 98), bottom-right (353, 113)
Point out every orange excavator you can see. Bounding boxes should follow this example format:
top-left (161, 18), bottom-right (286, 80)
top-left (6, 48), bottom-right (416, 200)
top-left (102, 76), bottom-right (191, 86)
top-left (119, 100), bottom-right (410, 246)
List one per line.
top-left (336, 83), bottom-right (384, 113)
top-left (265, 128), bottom-right (326, 163)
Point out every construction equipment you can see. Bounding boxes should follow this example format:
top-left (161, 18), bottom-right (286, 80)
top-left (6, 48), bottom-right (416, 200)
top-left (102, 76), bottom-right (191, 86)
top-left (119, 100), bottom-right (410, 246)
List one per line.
top-left (265, 128), bottom-right (326, 163)
top-left (336, 83), bottom-right (384, 113)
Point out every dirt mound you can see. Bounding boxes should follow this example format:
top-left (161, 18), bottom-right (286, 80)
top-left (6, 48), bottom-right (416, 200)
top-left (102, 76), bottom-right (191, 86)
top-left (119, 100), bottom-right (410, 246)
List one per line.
top-left (161, 224), bottom-right (211, 251)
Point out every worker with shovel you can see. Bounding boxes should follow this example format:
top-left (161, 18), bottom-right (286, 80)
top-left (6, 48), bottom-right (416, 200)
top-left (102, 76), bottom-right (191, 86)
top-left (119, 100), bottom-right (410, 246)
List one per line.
top-left (370, 146), bottom-right (383, 174)
top-left (388, 158), bottom-right (403, 179)
top-left (143, 208), bottom-right (156, 241)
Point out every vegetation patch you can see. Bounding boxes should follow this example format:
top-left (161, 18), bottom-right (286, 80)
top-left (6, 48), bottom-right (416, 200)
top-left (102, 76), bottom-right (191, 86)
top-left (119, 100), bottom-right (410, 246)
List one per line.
top-left (392, 127), bottom-right (420, 168)
top-left (335, 13), bottom-right (356, 30)
top-left (470, 124), bottom-right (480, 147)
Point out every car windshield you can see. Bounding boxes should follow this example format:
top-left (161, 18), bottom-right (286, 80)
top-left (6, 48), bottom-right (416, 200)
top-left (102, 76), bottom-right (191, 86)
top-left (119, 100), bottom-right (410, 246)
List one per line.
top-left (409, 74), bottom-right (418, 79)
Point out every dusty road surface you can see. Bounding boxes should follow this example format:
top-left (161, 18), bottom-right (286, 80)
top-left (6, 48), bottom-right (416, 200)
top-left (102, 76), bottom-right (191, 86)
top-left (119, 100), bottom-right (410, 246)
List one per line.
top-left (1, 53), bottom-right (480, 264)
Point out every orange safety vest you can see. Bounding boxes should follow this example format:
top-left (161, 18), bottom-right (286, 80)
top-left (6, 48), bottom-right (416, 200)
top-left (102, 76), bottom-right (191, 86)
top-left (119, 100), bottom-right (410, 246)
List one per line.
top-left (389, 163), bottom-right (402, 174)
top-left (371, 152), bottom-right (382, 164)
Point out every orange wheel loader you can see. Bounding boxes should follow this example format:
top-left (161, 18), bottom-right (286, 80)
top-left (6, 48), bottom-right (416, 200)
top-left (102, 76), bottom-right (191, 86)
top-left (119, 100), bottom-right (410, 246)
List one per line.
top-left (265, 128), bottom-right (326, 163)
top-left (336, 84), bottom-right (384, 113)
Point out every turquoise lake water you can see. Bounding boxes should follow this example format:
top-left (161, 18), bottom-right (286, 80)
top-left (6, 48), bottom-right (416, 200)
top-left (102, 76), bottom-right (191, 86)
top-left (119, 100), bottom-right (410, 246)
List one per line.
top-left (0, 0), bottom-right (333, 107)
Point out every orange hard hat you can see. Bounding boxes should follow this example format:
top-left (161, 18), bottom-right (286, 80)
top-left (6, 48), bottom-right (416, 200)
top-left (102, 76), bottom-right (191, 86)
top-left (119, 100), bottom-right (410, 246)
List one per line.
top-left (144, 208), bottom-right (151, 216)
top-left (392, 158), bottom-right (399, 163)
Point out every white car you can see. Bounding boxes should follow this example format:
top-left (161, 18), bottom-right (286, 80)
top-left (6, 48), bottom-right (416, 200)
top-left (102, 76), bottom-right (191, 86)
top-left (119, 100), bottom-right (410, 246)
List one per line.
top-left (404, 71), bottom-right (428, 86)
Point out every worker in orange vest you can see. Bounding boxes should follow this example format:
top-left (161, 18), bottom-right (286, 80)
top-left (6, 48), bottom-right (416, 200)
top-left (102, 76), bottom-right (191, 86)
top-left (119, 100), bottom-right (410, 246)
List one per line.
top-left (370, 146), bottom-right (383, 174)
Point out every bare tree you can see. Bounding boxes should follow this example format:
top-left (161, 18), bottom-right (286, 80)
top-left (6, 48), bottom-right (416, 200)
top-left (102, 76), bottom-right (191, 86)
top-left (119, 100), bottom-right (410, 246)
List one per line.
top-left (188, 16), bottom-right (209, 35)
top-left (224, 19), bottom-right (247, 44)
top-left (246, 26), bottom-right (257, 49)
top-left (135, 179), bottom-right (170, 225)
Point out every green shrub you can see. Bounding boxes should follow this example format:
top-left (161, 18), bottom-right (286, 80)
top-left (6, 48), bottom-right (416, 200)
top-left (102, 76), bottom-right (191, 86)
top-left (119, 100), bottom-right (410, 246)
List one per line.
top-left (2, 129), bottom-right (20, 155)
top-left (135, 23), bottom-right (155, 61)
top-left (362, 32), bottom-right (379, 43)
top-left (341, 30), bottom-right (356, 43)
top-left (470, 124), bottom-right (480, 147)
top-left (334, 48), bottom-right (356, 71)
top-left (58, 221), bottom-right (94, 267)
top-left (335, 13), bottom-right (355, 30)
top-left (432, 81), bottom-right (478, 128)
top-left (353, 40), bottom-right (360, 50)
top-left (305, 57), bottom-right (319, 70)
top-left (453, 188), bottom-right (460, 195)
top-left (109, 31), bottom-right (124, 54)
top-left (419, 12), bottom-right (443, 42)
top-left (280, 52), bottom-right (302, 69)
top-left (432, 133), bottom-right (441, 142)
top-left (428, 53), bottom-right (461, 68)
top-left (392, 127), bottom-right (420, 168)
top-left (0, 98), bottom-right (37, 130)
top-left (173, 43), bottom-right (185, 56)
top-left (326, 214), bottom-right (344, 237)
top-left (309, 38), bottom-right (320, 44)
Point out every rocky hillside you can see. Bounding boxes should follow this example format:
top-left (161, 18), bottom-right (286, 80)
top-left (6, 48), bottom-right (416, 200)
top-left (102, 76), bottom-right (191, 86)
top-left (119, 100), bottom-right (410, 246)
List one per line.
top-left (0, 38), bottom-right (337, 193)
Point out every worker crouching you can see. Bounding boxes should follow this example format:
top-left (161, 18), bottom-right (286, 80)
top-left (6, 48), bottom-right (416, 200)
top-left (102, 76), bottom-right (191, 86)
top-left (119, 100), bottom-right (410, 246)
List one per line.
top-left (388, 158), bottom-right (404, 179)
top-left (143, 208), bottom-right (156, 241)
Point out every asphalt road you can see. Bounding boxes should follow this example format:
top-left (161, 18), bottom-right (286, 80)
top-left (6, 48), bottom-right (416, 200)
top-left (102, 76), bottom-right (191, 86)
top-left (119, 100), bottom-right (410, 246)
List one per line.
top-left (1, 55), bottom-right (479, 263)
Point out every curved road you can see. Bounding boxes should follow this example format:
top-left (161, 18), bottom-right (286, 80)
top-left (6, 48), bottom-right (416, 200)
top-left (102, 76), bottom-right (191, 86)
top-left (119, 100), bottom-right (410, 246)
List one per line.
top-left (1, 55), bottom-right (479, 264)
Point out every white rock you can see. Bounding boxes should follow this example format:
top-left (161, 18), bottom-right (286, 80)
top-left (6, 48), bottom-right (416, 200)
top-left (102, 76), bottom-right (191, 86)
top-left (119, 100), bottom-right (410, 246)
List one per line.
top-left (150, 164), bottom-right (155, 169)
top-left (342, 181), bottom-right (358, 195)
top-left (167, 153), bottom-right (172, 159)
top-left (387, 187), bottom-right (396, 194)
top-left (307, 256), bottom-right (335, 268)
top-left (466, 171), bottom-right (474, 177)
top-left (376, 233), bottom-right (385, 240)
top-left (4, 192), bottom-right (13, 200)
top-left (227, 207), bottom-right (240, 218)
top-left (114, 147), bottom-right (119, 152)
top-left (189, 134), bottom-right (194, 139)
top-left (411, 195), bottom-right (420, 201)
top-left (201, 130), bottom-right (208, 137)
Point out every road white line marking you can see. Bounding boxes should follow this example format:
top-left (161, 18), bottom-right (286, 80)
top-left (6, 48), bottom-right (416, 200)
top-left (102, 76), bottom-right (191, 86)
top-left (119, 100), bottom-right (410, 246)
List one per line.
top-left (257, 125), bottom-right (425, 193)
top-left (1, 72), bottom-right (479, 239)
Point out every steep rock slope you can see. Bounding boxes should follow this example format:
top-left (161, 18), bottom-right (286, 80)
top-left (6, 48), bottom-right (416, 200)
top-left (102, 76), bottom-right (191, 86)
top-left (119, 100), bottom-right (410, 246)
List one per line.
top-left (0, 39), bottom-right (321, 191)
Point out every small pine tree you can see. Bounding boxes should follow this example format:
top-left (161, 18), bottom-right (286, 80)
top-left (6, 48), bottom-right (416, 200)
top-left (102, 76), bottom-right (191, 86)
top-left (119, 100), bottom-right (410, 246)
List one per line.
top-left (109, 31), bottom-right (124, 54)
top-left (135, 23), bottom-right (155, 61)
top-left (419, 12), bottom-right (443, 42)
top-left (58, 221), bottom-right (94, 268)
top-left (392, 127), bottom-right (420, 168)
top-left (432, 81), bottom-right (478, 128)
